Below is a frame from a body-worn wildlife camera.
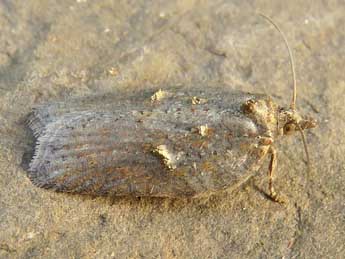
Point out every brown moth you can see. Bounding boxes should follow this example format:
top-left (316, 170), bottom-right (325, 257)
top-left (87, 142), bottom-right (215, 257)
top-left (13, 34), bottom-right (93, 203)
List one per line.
top-left (25, 15), bottom-right (316, 201)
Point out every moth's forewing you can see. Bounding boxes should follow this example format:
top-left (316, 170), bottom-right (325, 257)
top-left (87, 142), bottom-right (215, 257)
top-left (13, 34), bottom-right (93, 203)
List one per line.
top-left (27, 88), bottom-right (270, 197)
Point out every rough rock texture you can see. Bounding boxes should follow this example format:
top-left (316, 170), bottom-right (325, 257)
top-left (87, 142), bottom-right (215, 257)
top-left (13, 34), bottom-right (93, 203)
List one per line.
top-left (0, 0), bottom-right (343, 258)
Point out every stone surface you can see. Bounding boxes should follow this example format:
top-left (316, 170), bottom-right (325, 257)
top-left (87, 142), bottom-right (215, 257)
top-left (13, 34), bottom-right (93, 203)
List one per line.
top-left (0, 0), bottom-right (344, 258)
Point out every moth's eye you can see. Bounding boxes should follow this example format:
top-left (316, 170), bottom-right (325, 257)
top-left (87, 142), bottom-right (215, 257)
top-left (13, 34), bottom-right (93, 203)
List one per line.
top-left (283, 123), bottom-right (296, 135)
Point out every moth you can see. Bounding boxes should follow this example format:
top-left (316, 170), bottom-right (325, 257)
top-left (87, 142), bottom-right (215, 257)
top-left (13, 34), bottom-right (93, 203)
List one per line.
top-left (25, 14), bottom-right (316, 202)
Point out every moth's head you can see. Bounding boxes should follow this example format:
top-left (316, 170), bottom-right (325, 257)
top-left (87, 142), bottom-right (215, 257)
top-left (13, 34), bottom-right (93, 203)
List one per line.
top-left (278, 108), bottom-right (317, 137)
top-left (277, 107), bottom-right (317, 165)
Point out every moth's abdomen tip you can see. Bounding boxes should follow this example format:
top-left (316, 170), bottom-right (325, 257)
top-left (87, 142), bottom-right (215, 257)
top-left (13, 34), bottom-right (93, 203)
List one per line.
top-left (26, 158), bottom-right (53, 188)
top-left (26, 169), bottom-right (51, 190)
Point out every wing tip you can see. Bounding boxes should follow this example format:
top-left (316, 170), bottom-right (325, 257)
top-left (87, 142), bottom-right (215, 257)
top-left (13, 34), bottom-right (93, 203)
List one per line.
top-left (23, 108), bottom-right (54, 189)
top-left (26, 108), bottom-right (46, 138)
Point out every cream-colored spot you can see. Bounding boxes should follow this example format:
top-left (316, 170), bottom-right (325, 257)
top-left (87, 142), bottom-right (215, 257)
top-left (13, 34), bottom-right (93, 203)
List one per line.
top-left (198, 124), bottom-right (209, 137)
top-left (151, 89), bottom-right (169, 103)
top-left (192, 96), bottom-right (208, 105)
top-left (153, 145), bottom-right (177, 170)
top-left (108, 67), bottom-right (118, 76)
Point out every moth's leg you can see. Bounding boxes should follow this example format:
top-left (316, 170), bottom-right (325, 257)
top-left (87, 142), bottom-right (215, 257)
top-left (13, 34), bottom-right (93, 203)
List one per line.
top-left (267, 146), bottom-right (285, 204)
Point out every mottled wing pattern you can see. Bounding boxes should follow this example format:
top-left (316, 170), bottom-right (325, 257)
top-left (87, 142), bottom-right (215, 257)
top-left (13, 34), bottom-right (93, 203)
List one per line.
top-left (27, 88), bottom-right (270, 197)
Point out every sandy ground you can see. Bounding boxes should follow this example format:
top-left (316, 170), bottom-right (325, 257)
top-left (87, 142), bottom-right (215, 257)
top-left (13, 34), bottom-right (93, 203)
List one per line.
top-left (0, 0), bottom-right (344, 258)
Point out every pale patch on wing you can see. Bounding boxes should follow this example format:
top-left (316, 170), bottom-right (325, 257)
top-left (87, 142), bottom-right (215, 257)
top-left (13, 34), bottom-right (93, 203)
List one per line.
top-left (222, 116), bottom-right (259, 137)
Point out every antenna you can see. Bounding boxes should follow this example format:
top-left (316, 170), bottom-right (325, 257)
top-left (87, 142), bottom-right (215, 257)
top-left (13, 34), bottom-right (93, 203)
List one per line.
top-left (258, 13), bottom-right (297, 111)
top-left (259, 13), bottom-right (312, 167)
top-left (296, 123), bottom-right (310, 166)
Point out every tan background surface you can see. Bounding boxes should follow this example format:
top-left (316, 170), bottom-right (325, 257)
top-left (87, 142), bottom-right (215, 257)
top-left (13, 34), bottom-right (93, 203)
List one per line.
top-left (0, 0), bottom-right (344, 258)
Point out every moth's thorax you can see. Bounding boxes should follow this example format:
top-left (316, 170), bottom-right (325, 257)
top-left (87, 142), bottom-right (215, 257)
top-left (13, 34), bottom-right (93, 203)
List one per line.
top-left (241, 95), bottom-right (279, 138)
